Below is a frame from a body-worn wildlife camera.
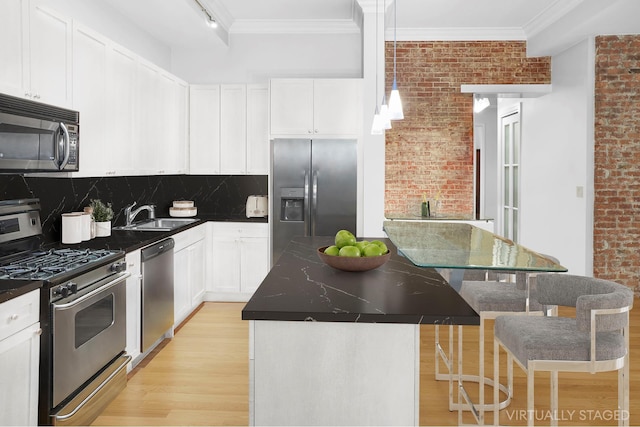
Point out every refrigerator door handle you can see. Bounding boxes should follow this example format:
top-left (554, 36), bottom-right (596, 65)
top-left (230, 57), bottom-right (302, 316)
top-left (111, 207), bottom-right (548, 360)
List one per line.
top-left (304, 170), bottom-right (310, 236)
top-left (311, 171), bottom-right (318, 236)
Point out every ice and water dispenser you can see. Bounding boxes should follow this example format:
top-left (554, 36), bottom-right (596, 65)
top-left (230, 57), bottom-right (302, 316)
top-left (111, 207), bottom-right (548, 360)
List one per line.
top-left (280, 188), bottom-right (304, 221)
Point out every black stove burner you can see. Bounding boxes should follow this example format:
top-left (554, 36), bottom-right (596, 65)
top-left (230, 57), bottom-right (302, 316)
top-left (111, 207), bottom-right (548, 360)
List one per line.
top-left (0, 248), bottom-right (119, 281)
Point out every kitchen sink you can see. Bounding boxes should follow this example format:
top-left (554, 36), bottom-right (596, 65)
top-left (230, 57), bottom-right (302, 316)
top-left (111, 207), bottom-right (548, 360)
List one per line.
top-left (113, 217), bottom-right (199, 231)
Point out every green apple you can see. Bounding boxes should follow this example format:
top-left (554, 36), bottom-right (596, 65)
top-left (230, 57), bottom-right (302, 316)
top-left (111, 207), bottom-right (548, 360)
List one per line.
top-left (335, 229), bottom-right (356, 248)
top-left (370, 240), bottom-right (388, 254)
top-left (324, 245), bottom-right (339, 256)
top-left (362, 243), bottom-right (384, 257)
top-left (339, 245), bottom-right (361, 257)
top-left (354, 240), bottom-right (370, 254)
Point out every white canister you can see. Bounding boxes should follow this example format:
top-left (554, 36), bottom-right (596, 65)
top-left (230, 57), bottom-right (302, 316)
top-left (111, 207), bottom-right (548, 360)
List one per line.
top-left (81, 212), bottom-right (92, 241)
top-left (62, 212), bottom-right (84, 244)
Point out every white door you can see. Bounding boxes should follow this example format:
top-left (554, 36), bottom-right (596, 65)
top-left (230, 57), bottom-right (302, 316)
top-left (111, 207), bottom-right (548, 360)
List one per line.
top-left (499, 107), bottom-right (521, 242)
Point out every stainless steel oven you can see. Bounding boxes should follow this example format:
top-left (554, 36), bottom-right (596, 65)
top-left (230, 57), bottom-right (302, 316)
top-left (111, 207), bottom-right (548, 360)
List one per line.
top-left (51, 271), bottom-right (127, 409)
top-left (0, 199), bottom-right (130, 426)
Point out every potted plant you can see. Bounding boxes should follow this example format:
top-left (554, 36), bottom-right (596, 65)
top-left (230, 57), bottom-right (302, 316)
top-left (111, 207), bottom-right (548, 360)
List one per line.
top-left (89, 199), bottom-right (114, 237)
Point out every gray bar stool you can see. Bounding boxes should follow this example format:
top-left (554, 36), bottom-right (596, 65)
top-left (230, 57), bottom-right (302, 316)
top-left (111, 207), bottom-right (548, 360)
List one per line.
top-left (493, 274), bottom-right (633, 426)
top-left (437, 257), bottom-right (558, 425)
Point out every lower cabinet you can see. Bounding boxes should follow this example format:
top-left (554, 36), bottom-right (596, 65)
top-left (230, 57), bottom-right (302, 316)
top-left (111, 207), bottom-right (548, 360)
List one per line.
top-left (173, 224), bottom-right (206, 326)
top-left (124, 249), bottom-right (142, 371)
top-left (208, 222), bottom-right (269, 301)
top-left (0, 289), bottom-right (40, 426)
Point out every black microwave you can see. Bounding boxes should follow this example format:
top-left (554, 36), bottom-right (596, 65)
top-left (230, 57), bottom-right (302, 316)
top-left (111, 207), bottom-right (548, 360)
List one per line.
top-left (0, 93), bottom-right (79, 173)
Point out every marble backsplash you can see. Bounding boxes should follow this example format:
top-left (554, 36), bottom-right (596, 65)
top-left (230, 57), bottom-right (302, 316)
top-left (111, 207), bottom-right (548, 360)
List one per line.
top-left (0, 174), bottom-right (267, 243)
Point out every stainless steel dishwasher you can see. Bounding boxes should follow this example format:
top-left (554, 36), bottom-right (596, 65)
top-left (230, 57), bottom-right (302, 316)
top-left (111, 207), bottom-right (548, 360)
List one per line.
top-left (141, 237), bottom-right (175, 352)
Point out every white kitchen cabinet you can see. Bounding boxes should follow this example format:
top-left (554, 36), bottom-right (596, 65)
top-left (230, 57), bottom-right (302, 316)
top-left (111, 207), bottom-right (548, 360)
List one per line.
top-left (105, 43), bottom-right (138, 175)
top-left (136, 60), bottom-right (161, 175)
top-left (29, 3), bottom-right (73, 107)
top-left (189, 84), bottom-right (268, 175)
top-left (189, 85), bottom-right (221, 174)
top-left (125, 250), bottom-right (142, 370)
top-left (173, 224), bottom-right (206, 327)
top-left (246, 84), bottom-right (269, 174)
top-left (270, 79), bottom-right (361, 137)
top-left (220, 84), bottom-right (247, 174)
top-left (72, 31), bottom-right (185, 177)
top-left (175, 79), bottom-right (189, 174)
top-left (208, 222), bottom-right (269, 301)
top-left (0, 1), bottom-right (72, 107)
top-left (0, 0), bottom-right (29, 99)
top-left (157, 71), bottom-right (188, 175)
top-left (0, 289), bottom-right (40, 426)
top-left (136, 60), bottom-right (189, 175)
top-left (72, 23), bottom-right (108, 176)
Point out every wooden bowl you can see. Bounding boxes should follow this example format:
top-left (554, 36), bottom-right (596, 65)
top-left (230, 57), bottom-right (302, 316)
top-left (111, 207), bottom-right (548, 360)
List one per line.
top-left (317, 246), bottom-right (391, 272)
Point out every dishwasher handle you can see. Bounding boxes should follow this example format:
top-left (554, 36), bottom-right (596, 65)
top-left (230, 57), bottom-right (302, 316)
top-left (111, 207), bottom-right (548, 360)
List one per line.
top-left (141, 238), bottom-right (175, 261)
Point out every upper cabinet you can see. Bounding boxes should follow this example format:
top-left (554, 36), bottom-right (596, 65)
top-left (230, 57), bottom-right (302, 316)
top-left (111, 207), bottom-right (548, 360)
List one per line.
top-left (220, 84), bottom-right (247, 174)
top-left (68, 28), bottom-right (187, 177)
top-left (189, 85), bottom-right (221, 174)
top-left (270, 79), bottom-right (362, 138)
top-left (246, 84), bottom-right (269, 174)
top-left (105, 44), bottom-right (138, 175)
top-left (189, 83), bottom-right (268, 175)
top-left (138, 65), bottom-right (188, 175)
top-left (0, 1), bottom-right (72, 107)
top-left (72, 24), bottom-right (108, 176)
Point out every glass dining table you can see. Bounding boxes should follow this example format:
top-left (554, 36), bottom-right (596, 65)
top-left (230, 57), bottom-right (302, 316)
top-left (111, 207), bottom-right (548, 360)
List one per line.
top-left (383, 219), bottom-right (567, 290)
top-left (383, 219), bottom-right (568, 424)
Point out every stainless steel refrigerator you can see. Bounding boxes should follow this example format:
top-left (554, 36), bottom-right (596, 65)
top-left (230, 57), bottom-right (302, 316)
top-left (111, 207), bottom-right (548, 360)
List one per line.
top-left (271, 138), bottom-right (357, 264)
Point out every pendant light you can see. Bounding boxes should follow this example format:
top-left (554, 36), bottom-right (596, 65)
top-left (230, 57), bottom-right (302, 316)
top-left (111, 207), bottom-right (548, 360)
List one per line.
top-left (370, 0), bottom-right (385, 134)
top-left (380, 95), bottom-right (392, 130)
top-left (388, 0), bottom-right (404, 120)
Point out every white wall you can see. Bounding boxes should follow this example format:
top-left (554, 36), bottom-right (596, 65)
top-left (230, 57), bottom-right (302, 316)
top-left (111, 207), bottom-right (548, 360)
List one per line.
top-left (172, 33), bottom-right (362, 84)
top-left (518, 39), bottom-right (594, 275)
top-left (44, 0), bottom-right (171, 69)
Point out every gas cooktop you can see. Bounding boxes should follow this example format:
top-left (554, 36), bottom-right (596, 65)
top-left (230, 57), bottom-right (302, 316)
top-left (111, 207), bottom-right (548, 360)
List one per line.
top-left (0, 248), bottom-right (120, 281)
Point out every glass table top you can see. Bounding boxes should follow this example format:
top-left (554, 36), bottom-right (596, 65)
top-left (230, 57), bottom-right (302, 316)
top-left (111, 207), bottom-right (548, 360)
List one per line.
top-left (383, 220), bottom-right (567, 272)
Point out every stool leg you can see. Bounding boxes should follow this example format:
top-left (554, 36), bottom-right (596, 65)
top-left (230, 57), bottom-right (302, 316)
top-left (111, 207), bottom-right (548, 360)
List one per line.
top-left (479, 315), bottom-right (485, 424)
top-left (528, 367), bottom-right (535, 427)
top-left (458, 325), bottom-right (463, 426)
top-left (621, 353), bottom-right (629, 427)
top-left (494, 337), bottom-right (500, 426)
top-left (550, 371), bottom-right (558, 427)
top-left (507, 352), bottom-right (513, 400)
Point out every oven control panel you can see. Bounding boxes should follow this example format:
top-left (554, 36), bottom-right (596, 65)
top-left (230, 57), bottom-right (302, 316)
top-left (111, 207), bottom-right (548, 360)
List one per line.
top-left (52, 282), bottom-right (78, 298)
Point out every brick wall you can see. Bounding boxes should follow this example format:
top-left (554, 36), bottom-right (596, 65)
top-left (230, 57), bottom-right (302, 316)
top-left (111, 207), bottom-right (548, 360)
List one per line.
top-left (594, 35), bottom-right (640, 291)
top-left (384, 41), bottom-right (550, 216)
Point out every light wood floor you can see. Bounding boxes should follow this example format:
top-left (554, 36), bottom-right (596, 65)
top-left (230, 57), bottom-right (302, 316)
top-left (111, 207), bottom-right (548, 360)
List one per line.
top-left (92, 302), bottom-right (640, 426)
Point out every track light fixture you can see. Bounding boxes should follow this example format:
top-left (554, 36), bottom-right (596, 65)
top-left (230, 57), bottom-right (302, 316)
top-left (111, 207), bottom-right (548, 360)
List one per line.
top-left (193, 0), bottom-right (218, 28)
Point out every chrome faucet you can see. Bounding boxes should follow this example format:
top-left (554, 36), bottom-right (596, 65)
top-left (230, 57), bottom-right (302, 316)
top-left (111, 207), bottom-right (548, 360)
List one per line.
top-left (124, 202), bottom-right (156, 226)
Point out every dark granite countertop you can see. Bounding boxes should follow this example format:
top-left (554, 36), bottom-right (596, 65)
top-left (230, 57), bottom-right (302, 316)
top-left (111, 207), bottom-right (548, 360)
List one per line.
top-left (0, 280), bottom-right (41, 304)
top-left (241, 236), bottom-right (480, 325)
top-left (0, 215), bottom-right (267, 304)
top-left (43, 214), bottom-right (268, 253)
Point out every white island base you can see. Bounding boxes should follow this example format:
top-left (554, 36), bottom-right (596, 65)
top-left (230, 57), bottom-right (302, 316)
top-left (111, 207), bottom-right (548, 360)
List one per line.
top-left (249, 320), bottom-right (420, 426)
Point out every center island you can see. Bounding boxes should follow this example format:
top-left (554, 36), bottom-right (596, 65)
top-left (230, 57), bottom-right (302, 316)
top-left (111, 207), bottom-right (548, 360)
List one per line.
top-left (242, 236), bottom-right (479, 426)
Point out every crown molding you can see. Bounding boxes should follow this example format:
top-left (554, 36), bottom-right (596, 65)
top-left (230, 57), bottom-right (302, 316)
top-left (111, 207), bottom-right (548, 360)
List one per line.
top-left (523, 0), bottom-right (584, 38)
top-left (230, 19), bottom-right (361, 35)
top-left (393, 27), bottom-right (527, 41)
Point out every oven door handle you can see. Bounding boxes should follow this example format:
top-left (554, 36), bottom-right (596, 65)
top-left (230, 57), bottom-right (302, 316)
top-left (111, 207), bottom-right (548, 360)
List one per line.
top-left (52, 272), bottom-right (130, 310)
